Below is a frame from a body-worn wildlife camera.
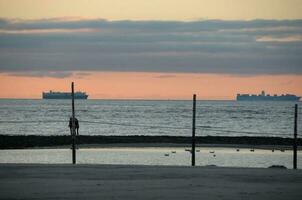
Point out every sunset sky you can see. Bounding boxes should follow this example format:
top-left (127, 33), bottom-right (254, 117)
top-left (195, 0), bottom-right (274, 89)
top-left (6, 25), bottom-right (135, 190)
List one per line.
top-left (0, 0), bottom-right (301, 99)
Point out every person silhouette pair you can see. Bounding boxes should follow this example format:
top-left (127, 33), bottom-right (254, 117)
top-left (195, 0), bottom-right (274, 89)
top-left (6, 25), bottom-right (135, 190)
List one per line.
top-left (68, 117), bottom-right (79, 136)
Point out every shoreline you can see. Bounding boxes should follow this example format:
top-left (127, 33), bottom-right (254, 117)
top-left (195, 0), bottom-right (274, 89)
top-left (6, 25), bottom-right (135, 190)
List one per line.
top-left (18, 143), bottom-right (300, 150)
top-left (1, 135), bottom-right (301, 149)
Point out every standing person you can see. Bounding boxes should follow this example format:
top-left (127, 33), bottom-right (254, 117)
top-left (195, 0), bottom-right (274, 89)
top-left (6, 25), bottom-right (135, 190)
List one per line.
top-left (68, 117), bottom-right (73, 135)
top-left (75, 118), bottom-right (79, 136)
top-left (68, 117), bottom-right (79, 136)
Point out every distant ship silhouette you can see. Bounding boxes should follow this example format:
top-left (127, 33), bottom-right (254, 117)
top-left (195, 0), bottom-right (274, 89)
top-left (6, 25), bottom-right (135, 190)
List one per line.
top-left (42, 90), bottom-right (88, 99)
top-left (237, 91), bottom-right (300, 101)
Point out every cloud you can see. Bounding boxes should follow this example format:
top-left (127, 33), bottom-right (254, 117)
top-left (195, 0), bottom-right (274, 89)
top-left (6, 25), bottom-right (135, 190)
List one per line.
top-left (5, 71), bottom-right (93, 79)
top-left (7, 71), bottom-right (74, 78)
top-left (0, 28), bottom-right (99, 34)
top-left (154, 74), bottom-right (178, 79)
top-left (0, 18), bottom-right (302, 76)
top-left (256, 35), bottom-right (302, 42)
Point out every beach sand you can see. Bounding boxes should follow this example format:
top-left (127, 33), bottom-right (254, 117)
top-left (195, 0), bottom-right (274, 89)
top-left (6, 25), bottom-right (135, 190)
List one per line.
top-left (0, 164), bottom-right (301, 200)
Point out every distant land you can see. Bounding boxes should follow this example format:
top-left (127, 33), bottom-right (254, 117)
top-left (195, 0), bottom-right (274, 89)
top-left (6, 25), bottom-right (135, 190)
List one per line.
top-left (237, 91), bottom-right (301, 101)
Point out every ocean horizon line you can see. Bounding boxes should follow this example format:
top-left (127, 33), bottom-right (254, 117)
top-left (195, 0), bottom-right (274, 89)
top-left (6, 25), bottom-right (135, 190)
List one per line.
top-left (0, 98), bottom-right (237, 101)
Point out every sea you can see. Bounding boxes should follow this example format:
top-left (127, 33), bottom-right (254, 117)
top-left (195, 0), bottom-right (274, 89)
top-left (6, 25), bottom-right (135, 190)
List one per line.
top-left (0, 99), bottom-right (301, 138)
top-left (1, 99), bottom-right (301, 168)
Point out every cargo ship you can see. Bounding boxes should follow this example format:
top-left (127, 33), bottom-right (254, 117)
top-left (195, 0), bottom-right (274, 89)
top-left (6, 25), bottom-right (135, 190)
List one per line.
top-left (42, 90), bottom-right (88, 99)
top-left (237, 91), bottom-right (300, 101)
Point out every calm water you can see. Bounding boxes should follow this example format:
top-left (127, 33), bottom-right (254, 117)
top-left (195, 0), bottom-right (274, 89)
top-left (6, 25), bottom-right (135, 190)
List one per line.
top-left (0, 147), bottom-right (301, 169)
top-left (0, 99), bottom-right (301, 137)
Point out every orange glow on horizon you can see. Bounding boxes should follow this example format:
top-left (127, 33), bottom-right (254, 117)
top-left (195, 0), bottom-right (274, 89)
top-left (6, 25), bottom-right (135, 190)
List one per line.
top-left (0, 72), bottom-right (301, 100)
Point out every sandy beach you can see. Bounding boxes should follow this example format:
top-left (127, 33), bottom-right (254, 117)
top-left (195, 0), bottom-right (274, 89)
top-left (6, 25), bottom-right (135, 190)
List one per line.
top-left (0, 164), bottom-right (302, 200)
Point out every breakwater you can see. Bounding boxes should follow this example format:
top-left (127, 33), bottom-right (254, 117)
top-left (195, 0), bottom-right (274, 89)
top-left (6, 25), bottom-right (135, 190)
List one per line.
top-left (0, 135), bottom-right (301, 149)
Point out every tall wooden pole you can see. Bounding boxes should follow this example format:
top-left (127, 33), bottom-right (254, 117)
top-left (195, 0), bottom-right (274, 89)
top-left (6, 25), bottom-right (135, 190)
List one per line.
top-left (293, 104), bottom-right (298, 169)
top-left (192, 94), bottom-right (196, 166)
top-left (71, 82), bottom-right (76, 164)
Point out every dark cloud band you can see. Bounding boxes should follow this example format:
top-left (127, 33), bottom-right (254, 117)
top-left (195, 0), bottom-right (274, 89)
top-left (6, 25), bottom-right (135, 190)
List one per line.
top-left (0, 18), bottom-right (301, 75)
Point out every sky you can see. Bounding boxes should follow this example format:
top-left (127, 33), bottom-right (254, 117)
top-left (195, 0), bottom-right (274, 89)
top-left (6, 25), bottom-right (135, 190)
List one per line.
top-left (0, 0), bottom-right (301, 99)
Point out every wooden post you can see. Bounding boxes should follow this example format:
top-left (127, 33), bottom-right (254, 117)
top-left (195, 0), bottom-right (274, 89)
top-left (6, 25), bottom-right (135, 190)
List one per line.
top-left (293, 104), bottom-right (298, 169)
top-left (192, 94), bottom-right (196, 166)
top-left (71, 82), bottom-right (76, 164)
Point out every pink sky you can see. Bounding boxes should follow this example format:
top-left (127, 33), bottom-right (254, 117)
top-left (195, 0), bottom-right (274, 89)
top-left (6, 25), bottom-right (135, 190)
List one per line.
top-left (0, 72), bottom-right (301, 100)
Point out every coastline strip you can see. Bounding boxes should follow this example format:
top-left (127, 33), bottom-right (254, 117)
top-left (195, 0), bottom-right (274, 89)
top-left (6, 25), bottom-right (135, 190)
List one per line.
top-left (1, 135), bottom-right (301, 149)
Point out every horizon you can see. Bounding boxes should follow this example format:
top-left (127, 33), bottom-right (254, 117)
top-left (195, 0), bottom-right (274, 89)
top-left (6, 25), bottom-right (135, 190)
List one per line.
top-left (1, 90), bottom-right (301, 101)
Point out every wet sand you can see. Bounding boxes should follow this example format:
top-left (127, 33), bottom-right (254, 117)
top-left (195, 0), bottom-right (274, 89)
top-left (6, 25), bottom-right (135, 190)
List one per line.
top-left (0, 164), bottom-right (301, 200)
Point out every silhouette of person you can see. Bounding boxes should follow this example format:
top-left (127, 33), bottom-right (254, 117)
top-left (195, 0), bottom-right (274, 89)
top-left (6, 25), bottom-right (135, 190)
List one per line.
top-left (75, 118), bottom-right (79, 135)
top-left (69, 117), bottom-right (79, 136)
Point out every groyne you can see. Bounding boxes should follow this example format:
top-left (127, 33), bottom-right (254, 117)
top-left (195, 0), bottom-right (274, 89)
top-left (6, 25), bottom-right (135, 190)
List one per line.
top-left (1, 135), bottom-right (301, 149)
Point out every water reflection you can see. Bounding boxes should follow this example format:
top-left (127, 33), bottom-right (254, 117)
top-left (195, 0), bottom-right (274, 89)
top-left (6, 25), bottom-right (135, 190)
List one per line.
top-left (0, 147), bottom-right (300, 169)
